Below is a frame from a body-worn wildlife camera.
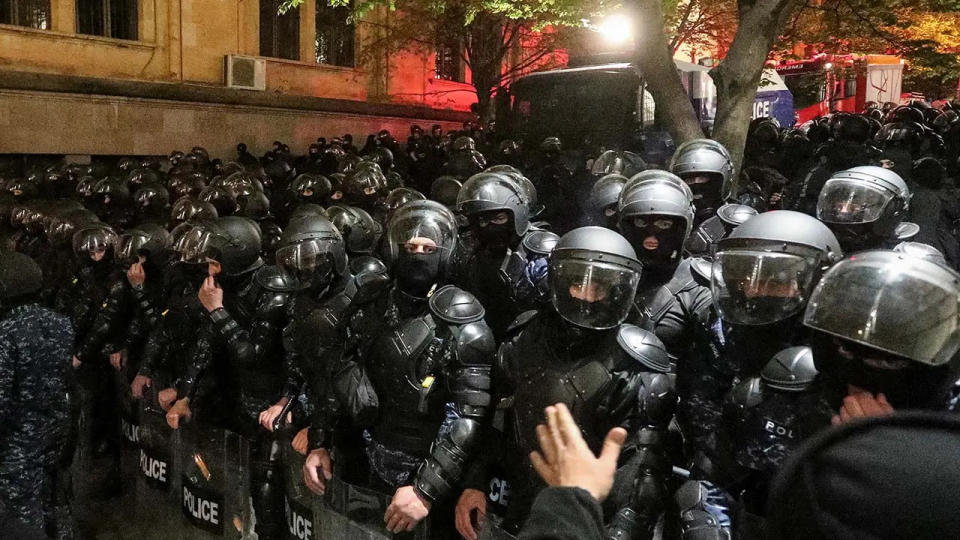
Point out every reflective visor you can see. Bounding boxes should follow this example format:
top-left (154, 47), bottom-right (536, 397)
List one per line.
top-left (817, 179), bottom-right (894, 224)
top-left (275, 239), bottom-right (336, 286)
top-left (549, 259), bottom-right (640, 330)
top-left (178, 227), bottom-right (220, 264)
top-left (72, 227), bottom-right (118, 256)
top-left (116, 233), bottom-right (150, 264)
top-left (712, 250), bottom-right (818, 326)
top-left (804, 256), bottom-right (960, 366)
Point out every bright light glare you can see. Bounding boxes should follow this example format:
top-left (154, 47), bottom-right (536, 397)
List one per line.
top-left (823, 62), bottom-right (834, 70)
top-left (598, 14), bottom-right (632, 44)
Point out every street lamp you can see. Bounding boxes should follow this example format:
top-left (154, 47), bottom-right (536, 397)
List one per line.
top-left (597, 13), bottom-right (633, 45)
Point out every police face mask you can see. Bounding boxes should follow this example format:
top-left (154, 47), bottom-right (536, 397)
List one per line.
top-left (471, 211), bottom-right (515, 250)
top-left (684, 174), bottom-right (723, 219)
top-left (815, 336), bottom-right (950, 408)
top-left (395, 250), bottom-right (441, 297)
top-left (623, 216), bottom-right (684, 268)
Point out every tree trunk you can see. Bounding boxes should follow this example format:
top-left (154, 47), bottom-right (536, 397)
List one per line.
top-left (710, 0), bottom-right (800, 185)
top-left (630, 0), bottom-right (705, 146)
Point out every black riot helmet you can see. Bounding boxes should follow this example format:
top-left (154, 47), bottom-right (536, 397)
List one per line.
top-left (384, 187), bottom-right (425, 221)
top-left (804, 250), bottom-right (960, 407)
top-left (47, 208), bottom-right (99, 247)
top-left (875, 120), bottom-right (923, 154)
top-left (591, 150), bottom-right (647, 178)
top-left (289, 174), bottom-right (333, 206)
top-left (198, 185), bottom-right (238, 217)
top-left (457, 172), bottom-right (531, 239)
top-left (288, 203), bottom-right (327, 221)
top-left (116, 223), bottom-right (172, 266)
top-left (212, 172), bottom-right (264, 200)
top-left (8, 178), bottom-right (40, 201)
top-left (617, 170), bottom-right (695, 268)
top-left (236, 190), bottom-right (270, 221)
top-left (430, 176), bottom-right (462, 210)
top-left (588, 174), bottom-right (628, 228)
top-left (816, 166), bottom-right (910, 251)
top-left (548, 226), bottom-right (642, 330)
top-left (170, 196), bottom-right (218, 227)
top-left (179, 216), bottom-right (263, 276)
top-left (452, 136), bottom-right (476, 152)
top-left (125, 168), bottom-right (163, 188)
top-left (72, 223), bottom-right (119, 262)
top-left (712, 210), bottom-right (843, 326)
top-left (747, 117), bottom-right (782, 150)
top-left (540, 136), bottom-right (562, 154)
top-left (326, 204), bottom-right (381, 255)
top-left (833, 114), bottom-right (872, 144)
top-left (276, 213), bottom-right (347, 292)
top-left (167, 171), bottom-right (208, 200)
top-left (383, 200), bottom-right (458, 295)
top-left (343, 165), bottom-right (387, 208)
top-left (669, 139), bottom-right (735, 221)
top-left (327, 173), bottom-right (346, 204)
top-left (133, 184), bottom-right (171, 222)
top-left (365, 146), bottom-right (394, 172)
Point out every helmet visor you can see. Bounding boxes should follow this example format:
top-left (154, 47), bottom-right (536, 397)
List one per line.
top-left (549, 259), bottom-right (640, 330)
top-left (116, 233), bottom-right (150, 265)
top-left (804, 256), bottom-right (960, 366)
top-left (387, 208), bottom-right (457, 259)
top-left (72, 227), bottom-right (118, 257)
top-left (817, 179), bottom-right (893, 224)
top-left (712, 250), bottom-right (818, 325)
top-left (275, 238), bottom-right (338, 287)
top-left (178, 227), bottom-right (220, 264)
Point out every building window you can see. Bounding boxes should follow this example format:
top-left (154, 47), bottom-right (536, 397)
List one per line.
top-left (0, 0), bottom-right (51, 29)
top-left (260, 0), bottom-right (300, 60)
top-left (76, 0), bottom-right (138, 39)
top-left (435, 38), bottom-right (462, 82)
top-left (315, 1), bottom-right (353, 67)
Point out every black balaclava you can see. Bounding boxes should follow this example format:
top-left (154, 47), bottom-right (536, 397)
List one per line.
top-left (622, 214), bottom-right (685, 270)
top-left (395, 250), bottom-right (441, 298)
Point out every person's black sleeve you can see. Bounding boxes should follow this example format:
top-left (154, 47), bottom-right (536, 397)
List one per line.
top-left (518, 487), bottom-right (604, 540)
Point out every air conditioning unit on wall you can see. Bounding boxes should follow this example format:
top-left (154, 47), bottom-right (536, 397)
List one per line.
top-left (225, 55), bottom-right (266, 91)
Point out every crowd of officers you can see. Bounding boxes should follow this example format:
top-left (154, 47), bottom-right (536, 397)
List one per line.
top-left (2, 100), bottom-right (960, 540)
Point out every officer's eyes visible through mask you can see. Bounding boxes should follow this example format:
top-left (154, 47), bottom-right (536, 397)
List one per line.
top-left (404, 237), bottom-right (438, 254)
top-left (568, 282), bottom-right (610, 303)
top-left (476, 212), bottom-right (510, 227)
top-left (633, 217), bottom-right (675, 230)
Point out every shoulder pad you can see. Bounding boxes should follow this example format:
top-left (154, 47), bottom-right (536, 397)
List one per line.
top-left (616, 324), bottom-right (672, 373)
top-left (895, 221), bottom-right (920, 242)
top-left (349, 255), bottom-right (388, 277)
top-left (350, 271), bottom-right (391, 304)
top-left (428, 285), bottom-right (485, 324)
top-left (506, 310), bottom-right (539, 335)
top-left (521, 229), bottom-right (560, 256)
top-left (687, 257), bottom-right (713, 286)
top-left (728, 377), bottom-right (764, 408)
top-left (760, 346), bottom-right (818, 391)
top-left (254, 265), bottom-right (297, 292)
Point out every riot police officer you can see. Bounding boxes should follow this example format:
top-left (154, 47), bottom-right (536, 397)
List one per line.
top-left (455, 172), bottom-right (556, 338)
top-left (816, 165), bottom-right (915, 252)
top-left (669, 139), bottom-right (735, 227)
top-left (166, 216), bottom-right (295, 539)
top-left (302, 200), bottom-right (495, 537)
top-left (456, 226), bottom-right (675, 540)
top-left (805, 249), bottom-right (960, 412)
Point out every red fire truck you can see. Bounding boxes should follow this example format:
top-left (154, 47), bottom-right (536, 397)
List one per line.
top-left (773, 54), bottom-right (904, 124)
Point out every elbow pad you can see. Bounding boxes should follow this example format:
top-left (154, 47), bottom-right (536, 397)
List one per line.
top-left (414, 417), bottom-right (480, 503)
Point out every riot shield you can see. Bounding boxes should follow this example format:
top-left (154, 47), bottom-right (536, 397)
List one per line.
top-left (281, 430), bottom-right (319, 540)
top-left (313, 476), bottom-right (431, 540)
top-left (178, 424), bottom-right (252, 539)
top-left (135, 388), bottom-right (182, 538)
top-left (116, 364), bottom-right (140, 496)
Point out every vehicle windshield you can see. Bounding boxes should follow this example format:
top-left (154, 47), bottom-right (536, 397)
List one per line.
top-left (511, 69), bottom-right (640, 150)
